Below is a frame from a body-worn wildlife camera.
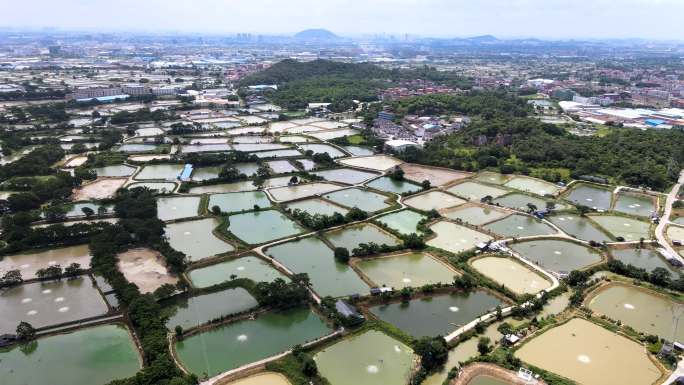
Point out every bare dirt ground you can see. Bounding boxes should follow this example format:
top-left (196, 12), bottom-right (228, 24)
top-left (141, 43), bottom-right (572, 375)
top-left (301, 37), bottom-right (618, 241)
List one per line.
top-left (400, 163), bottom-right (472, 186)
top-left (117, 248), bottom-right (178, 294)
top-left (452, 363), bottom-right (547, 385)
top-left (72, 177), bottom-right (127, 200)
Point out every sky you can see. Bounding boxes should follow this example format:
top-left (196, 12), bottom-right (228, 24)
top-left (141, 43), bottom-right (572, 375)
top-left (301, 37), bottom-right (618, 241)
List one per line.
top-left (0, 0), bottom-right (682, 40)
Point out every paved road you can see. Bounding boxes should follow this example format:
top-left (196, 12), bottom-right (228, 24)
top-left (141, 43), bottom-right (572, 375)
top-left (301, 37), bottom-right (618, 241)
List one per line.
top-left (655, 170), bottom-right (684, 264)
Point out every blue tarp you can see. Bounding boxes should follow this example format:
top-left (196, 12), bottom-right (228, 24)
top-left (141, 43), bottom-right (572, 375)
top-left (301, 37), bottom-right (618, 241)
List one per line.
top-left (179, 164), bottom-right (193, 181)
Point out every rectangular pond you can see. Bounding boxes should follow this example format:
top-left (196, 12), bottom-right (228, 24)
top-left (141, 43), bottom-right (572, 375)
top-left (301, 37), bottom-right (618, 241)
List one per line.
top-left (613, 193), bottom-right (656, 217)
top-left (268, 182), bottom-right (341, 201)
top-left (483, 214), bottom-right (557, 238)
top-left (187, 256), bottom-right (287, 288)
top-left (511, 239), bottom-right (603, 273)
top-left (135, 164), bottom-right (184, 180)
top-left (492, 193), bottom-right (567, 212)
top-left (312, 168), bottom-right (379, 185)
top-left (0, 324), bottom-right (140, 385)
top-left (0, 277), bottom-right (109, 333)
top-left (156, 196), bottom-right (201, 221)
top-left (299, 143), bottom-right (346, 158)
top-left (189, 181), bottom-right (257, 194)
top-left (611, 247), bottom-right (680, 275)
top-left (321, 188), bottom-right (392, 213)
top-left (92, 164), bottom-right (137, 177)
top-left (191, 166), bottom-right (222, 182)
top-left (228, 210), bottom-right (305, 244)
top-left (503, 176), bottom-right (560, 196)
top-left (446, 181), bottom-right (509, 201)
top-left (403, 191), bottom-right (466, 212)
top-left (324, 223), bottom-right (401, 251)
top-left (515, 318), bottom-right (661, 385)
top-left (314, 330), bottom-right (415, 385)
top-left (165, 218), bottom-right (235, 261)
top-left (265, 237), bottom-right (369, 297)
top-left (339, 155), bottom-right (403, 171)
top-left (549, 215), bottom-right (613, 243)
top-left (366, 176), bottom-right (421, 195)
top-left (285, 198), bottom-right (348, 216)
top-left (175, 307), bottom-right (331, 378)
top-left (427, 221), bottom-right (493, 254)
top-left (370, 291), bottom-right (504, 338)
top-left (355, 252), bottom-right (458, 289)
top-left (589, 215), bottom-right (651, 241)
top-left (0, 244), bottom-right (92, 280)
top-left (208, 191), bottom-right (271, 213)
top-left (471, 256), bottom-right (551, 295)
top-left (375, 209), bottom-right (427, 236)
top-left (587, 283), bottom-right (684, 341)
top-left (565, 184), bottom-right (613, 210)
top-left (441, 205), bottom-right (508, 226)
top-left (164, 288), bottom-right (259, 331)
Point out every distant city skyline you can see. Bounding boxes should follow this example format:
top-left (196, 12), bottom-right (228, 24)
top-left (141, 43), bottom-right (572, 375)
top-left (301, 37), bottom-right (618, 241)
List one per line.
top-left (1, 0), bottom-right (683, 41)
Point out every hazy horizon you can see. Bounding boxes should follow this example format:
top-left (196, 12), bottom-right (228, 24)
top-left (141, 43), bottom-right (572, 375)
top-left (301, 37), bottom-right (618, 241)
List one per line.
top-left (1, 0), bottom-right (683, 41)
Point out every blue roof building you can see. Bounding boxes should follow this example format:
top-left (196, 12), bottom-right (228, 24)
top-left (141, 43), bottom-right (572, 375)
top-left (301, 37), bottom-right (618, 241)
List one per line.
top-left (179, 164), bottom-right (193, 181)
top-left (645, 119), bottom-right (665, 127)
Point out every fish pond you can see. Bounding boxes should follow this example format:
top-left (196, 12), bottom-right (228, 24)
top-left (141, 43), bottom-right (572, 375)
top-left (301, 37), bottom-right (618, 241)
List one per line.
top-left (175, 307), bottom-right (331, 378)
top-left (366, 176), bottom-right (421, 195)
top-left (187, 256), bottom-right (287, 288)
top-left (375, 209), bottom-right (427, 236)
top-left (156, 196), bottom-right (201, 221)
top-left (135, 164), bottom-right (184, 180)
top-left (312, 168), bottom-right (379, 185)
top-left (589, 215), bottom-right (651, 241)
top-left (427, 221), bottom-right (492, 254)
top-left (370, 291), bottom-right (504, 338)
top-left (324, 223), bottom-right (401, 251)
top-left (471, 256), bottom-right (551, 295)
top-left (441, 205), bottom-right (508, 226)
top-left (164, 288), bottom-right (259, 331)
top-left (321, 188), bottom-right (391, 213)
top-left (483, 214), bottom-right (557, 238)
top-left (228, 210), bottom-right (304, 244)
top-left (0, 324), bottom-right (140, 385)
top-left (165, 218), bottom-right (235, 261)
top-left (613, 193), bottom-right (656, 217)
top-left (446, 181), bottom-right (509, 201)
top-left (403, 191), bottom-right (466, 212)
top-left (0, 277), bottom-right (109, 333)
top-left (355, 252), bottom-right (457, 289)
top-left (208, 191), bottom-right (271, 213)
top-left (265, 237), bottom-right (369, 297)
top-left (314, 330), bottom-right (415, 385)
top-left (511, 239), bottom-right (603, 273)
top-left (565, 184), bottom-right (613, 210)
top-left (515, 318), bottom-right (662, 385)
top-left (587, 283), bottom-right (684, 340)
top-left (549, 215), bottom-right (612, 242)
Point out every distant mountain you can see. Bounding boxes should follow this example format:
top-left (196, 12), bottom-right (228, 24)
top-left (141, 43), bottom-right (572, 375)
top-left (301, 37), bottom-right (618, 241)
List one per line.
top-left (294, 29), bottom-right (339, 40)
top-left (466, 35), bottom-right (498, 43)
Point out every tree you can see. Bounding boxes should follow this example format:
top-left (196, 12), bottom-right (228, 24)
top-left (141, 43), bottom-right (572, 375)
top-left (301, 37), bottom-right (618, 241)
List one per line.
top-left (174, 325), bottom-right (183, 338)
top-left (334, 247), bottom-right (350, 264)
top-left (211, 205), bottom-right (222, 215)
top-left (477, 337), bottom-right (492, 355)
top-left (154, 283), bottom-right (176, 299)
top-left (7, 192), bottom-right (41, 212)
top-left (388, 166), bottom-right (404, 181)
top-left (414, 336), bottom-right (449, 371)
top-left (421, 179), bottom-right (431, 190)
top-left (81, 206), bottom-right (95, 217)
top-left (64, 263), bottom-right (83, 277)
top-left (526, 203), bottom-right (538, 213)
top-left (16, 321), bottom-right (36, 341)
top-left (0, 269), bottom-right (23, 288)
top-left (577, 204), bottom-right (591, 217)
top-left (43, 205), bottom-right (68, 222)
top-left (36, 264), bottom-right (63, 280)
top-left (289, 175), bottom-right (299, 184)
top-left (497, 322), bottom-right (513, 336)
